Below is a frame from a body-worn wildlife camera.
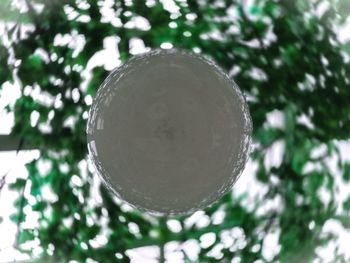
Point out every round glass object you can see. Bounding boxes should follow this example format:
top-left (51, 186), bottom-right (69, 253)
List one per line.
top-left (87, 49), bottom-right (252, 216)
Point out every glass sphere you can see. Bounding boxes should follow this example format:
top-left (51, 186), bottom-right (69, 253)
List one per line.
top-left (87, 49), bottom-right (252, 216)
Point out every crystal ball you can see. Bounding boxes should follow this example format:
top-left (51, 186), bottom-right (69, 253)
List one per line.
top-left (87, 49), bottom-right (252, 216)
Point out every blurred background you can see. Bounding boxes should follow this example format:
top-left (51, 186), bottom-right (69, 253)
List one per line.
top-left (1, 0), bottom-right (350, 262)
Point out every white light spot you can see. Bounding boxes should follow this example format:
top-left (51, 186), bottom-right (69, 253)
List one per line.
top-left (309, 221), bottom-right (316, 230)
top-left (86, 36), bottom-right (121, 71)
top-left (169, 21), bottom-right (177, 28)
top-left (160, 42), bottom-right (173, 49)
top-left (41, 185), bottom-right (58, 203)
top-left (181, 240), bottom-right (200, 261)
top-left (183, 31), bottom-right (192, 37)
top-left (30, 111), bottom-right (40, 127)
top-left (186, 13), bottom-right (197, 21)
top-left (129, 38), bottom-right (148, 55)
top-left (115, 253), bottom-right (123, 259)
top-left (124, 16), bottom-right (151, 31)
top-left (63, 217), bottom-right (73, 228)
top-left (63, 116), bottom-right (76, 128)
top-left (124, 11), bottom-right (132, 17)
top-left (83, 111), bottom-right (89, 119)
top-left (81, 242), bottom-right (88, 250)
top-left (128, 222), bottom-right (140, 235)
top-left (160, 0), bottom-right (179, 13)
top-left (146, 0), bottom-right (156, 7)
top-left (71, 175), bottom-right (83, 187)
top-left (170, 13), bottom-right (181, 19)
top-left (85, 95), bottom-right (93, 106)
top-left (262, 230), bottom-right (281, 261)
top-left (48, 110), bottom-right (55, 120)
top-left (54, 94), bottom-right (63, 109)
top-left (74, 212), bottom-right (81, 220)
top-left (59, 163), bottom-right (69, 173)
top-left (50, 53), bottom-right (58, 61)
top-left (193, 47), bottom-right (201, 53)
top-left (212, 210), bottom-right (225, 225)
top-left (196, 215), bottom-right (210, 228)
top-left (72, 88), bottom-right (80, 103)
top-left (200, 232), bottom-right (216, 249)
top-left (167, 219), bottom-right (182, 233)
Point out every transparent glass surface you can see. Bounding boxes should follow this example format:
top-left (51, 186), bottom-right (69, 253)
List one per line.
top-left (87, 49), bottom-right (252, 216)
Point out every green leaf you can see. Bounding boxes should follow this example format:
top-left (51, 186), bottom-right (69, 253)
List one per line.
top-left (18, 229), bottom-right (35, 244)
top-left (10, 213), bottom-right (19, 223)
top-left (336, 0), bottom-right (350, 20)
top-left (0, 43), bottom-right (12, 85)
top-left (256, 167), bottom-right (268, 182)
top-left (32, 201), bottom-right (47, 212)
top-left (306, 173), bottom-right (324, 193)
top-left (9, 178), bottom-right (27, 190)
top-left (291, 151), bottom-right (307, 174)
top-left (249, 6), bottom-right (261, 15)
top-left (27, 54), bottom-right (43, 70)
top-left (345, 43), bottom-right (350, 54)
top-left (255, 128), bottom-right (283, 147)
top-left (343, 198), bottom-right (350, 211)
top-left (343, 163), bottom-right (350, 182)
top-left (83, 225), bottom-right (100, 240)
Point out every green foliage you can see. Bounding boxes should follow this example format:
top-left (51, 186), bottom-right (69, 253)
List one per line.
top-left (1, 0), bottom-right (350, 262)
top-left (0, 40), bottom-right (13, 85)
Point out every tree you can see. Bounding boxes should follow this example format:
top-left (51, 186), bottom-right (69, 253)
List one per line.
top-left (1, 0), bottom-right (350, 262)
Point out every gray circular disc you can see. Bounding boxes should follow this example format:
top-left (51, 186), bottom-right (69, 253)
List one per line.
top-left (87, 49), bottom-right (252, 216)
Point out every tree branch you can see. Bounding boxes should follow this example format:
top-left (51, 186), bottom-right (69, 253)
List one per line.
top-left (158, 217), bottom-right (166, 263)
top-left (23, 0), bottom-right (40, 30)
top-left (0, 137), bottom-right (25, 195)
top-left (14, 177), bottom-right (28, 251)
top-left (0, 135), bottom-right (35, 151)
